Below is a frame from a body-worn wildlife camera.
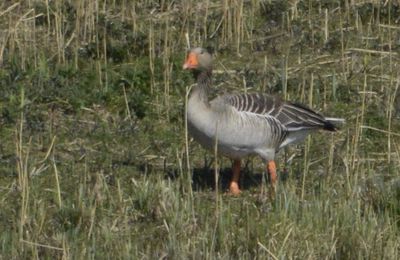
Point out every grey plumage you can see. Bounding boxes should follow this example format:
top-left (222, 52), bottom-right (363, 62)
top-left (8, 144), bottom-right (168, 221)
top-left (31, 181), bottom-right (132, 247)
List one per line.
top-left (184, 47), bottom-right (344, 163)
top-left (224, 93), bottom-right (337, 131)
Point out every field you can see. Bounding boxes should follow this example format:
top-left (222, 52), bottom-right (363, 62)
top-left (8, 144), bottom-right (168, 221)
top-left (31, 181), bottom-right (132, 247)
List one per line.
top-left (0, 0), bottom-right (400, 258)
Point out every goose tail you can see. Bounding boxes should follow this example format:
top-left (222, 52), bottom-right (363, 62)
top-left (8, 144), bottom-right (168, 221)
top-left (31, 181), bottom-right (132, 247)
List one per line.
top-left (324, 117), bottom-right (345, 131)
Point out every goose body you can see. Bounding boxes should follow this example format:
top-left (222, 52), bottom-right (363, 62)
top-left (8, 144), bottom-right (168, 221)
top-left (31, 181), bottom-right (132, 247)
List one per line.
top-left (188, 94), bottom-right (279, 160)
top-left (183, 47), bottom-right (343, 195)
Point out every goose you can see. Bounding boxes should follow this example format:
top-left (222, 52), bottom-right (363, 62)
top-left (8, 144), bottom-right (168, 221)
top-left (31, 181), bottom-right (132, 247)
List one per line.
top-left (183, 47), bottom-right (343, 195)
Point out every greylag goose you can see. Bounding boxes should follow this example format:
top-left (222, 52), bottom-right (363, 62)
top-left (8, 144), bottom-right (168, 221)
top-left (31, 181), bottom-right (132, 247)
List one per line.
top-left (183, 47), bottom-right (343, 195)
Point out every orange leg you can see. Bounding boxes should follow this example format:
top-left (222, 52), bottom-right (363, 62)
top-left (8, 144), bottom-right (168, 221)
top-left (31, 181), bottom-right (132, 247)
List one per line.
top-left (229, 159), bottom-right (241, 195)
top-left (267, 160), bottom-right (277, 193)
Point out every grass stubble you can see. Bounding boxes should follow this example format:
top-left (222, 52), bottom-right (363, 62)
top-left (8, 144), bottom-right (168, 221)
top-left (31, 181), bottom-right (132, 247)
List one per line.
top-left (0, 0), bottom-right (399, 259)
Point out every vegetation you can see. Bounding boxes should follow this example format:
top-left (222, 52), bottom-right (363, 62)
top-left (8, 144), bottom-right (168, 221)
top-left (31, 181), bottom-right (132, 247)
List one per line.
top-left (0, 0), bottom-right (399, 258)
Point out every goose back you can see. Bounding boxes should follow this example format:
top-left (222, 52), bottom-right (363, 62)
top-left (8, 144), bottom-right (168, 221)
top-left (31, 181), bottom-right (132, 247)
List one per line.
top-left (221, 93), bottom-right (336, 132)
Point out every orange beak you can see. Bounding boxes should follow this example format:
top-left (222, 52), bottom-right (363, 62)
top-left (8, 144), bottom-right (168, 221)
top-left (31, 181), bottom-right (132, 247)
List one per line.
top-left (183, 52), bottom-right (198, 69)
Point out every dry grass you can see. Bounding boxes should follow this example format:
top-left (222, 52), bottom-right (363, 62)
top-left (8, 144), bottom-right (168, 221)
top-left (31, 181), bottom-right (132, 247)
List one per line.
top-left (0, 0), bottom-right (400, 258)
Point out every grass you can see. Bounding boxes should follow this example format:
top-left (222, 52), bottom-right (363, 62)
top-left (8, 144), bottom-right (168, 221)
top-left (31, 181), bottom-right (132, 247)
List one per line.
top-left (0, 0), bottom-right (400, 258)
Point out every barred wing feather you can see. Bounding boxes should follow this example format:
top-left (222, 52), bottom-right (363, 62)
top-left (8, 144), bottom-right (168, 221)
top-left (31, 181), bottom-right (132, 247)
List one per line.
top-left (224, 93), bottom-right (336, 132)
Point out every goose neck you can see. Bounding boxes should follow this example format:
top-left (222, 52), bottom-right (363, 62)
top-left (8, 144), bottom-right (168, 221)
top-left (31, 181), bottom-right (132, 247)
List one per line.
top-left (191, 69), bottom-right (212, 102)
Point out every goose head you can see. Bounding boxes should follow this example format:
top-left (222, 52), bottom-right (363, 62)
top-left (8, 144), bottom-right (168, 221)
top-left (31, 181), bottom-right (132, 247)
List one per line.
top-left (183, 47), bottom-right (212, 71)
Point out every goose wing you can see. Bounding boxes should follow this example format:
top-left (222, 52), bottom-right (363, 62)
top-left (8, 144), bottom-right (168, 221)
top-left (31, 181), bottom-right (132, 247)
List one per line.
top-left (222, 93), bottom-right (336, 132)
